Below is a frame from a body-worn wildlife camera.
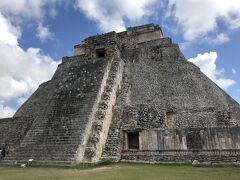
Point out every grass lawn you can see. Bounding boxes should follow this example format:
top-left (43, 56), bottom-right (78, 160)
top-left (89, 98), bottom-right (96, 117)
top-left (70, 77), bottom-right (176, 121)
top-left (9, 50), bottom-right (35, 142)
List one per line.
top-left (0, 163), bottom-right (239, 180)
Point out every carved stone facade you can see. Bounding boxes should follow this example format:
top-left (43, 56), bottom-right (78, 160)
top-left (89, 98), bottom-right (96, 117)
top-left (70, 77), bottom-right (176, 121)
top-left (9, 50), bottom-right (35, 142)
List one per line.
top-left (0, 24), bottom-right (240, 165)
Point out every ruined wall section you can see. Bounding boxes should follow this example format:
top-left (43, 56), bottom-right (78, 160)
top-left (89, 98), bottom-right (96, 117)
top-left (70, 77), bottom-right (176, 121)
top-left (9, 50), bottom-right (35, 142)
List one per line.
top-left (74, 32), bottom-right (120, 58)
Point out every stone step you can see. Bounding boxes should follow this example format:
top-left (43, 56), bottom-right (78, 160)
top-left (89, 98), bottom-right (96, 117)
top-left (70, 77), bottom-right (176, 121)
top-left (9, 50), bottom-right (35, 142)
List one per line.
top-left (28, 130), bottom-right (80, 134)
top-left (5, 157), bottom-right (74, 163)
top-left (27, 125), bottom-right (88, 130)
top-left (30, 126), bottom-right (88, 130)
top-left (25, 129), bottom-right (86, 134)
top-left (0, 159), bottom-right (73, 166)
top-left (5, 155), bottom-right (75, 161)
top-left (35, 119), bottom-right (90, 124)
top-left (26, 130), bottom-right (86, 134)
top-left (24, 132), bottom-right (85, 137)
top-left (20, 141), bottom-right (81, 146)
top-left (18, 144), bottom-right (79, 148)
top-left (15, 145), bottom-right (79, 152)
top-left (5, 149), bottom-right (77, 160)
top-left (10, 148), bottom-right (76, 153)
top-left (23, 135), bottom-right (83, 139)
top-left (22, 137), bottom-right (83, 141)
top-left (7, 151), bottom-right (75, 156)
top-left (22, 136), bottom-right (83, 140)
top-left (9, 152), bottom-right (76, 157)
top-left (35, 118), bottom-right (90, 123)
top-left (4, 152), bottom-right (75, 158)
top-left (20, 142), bottom-right (82, 146)
top-left (22, 139), bottom-right (83, 143)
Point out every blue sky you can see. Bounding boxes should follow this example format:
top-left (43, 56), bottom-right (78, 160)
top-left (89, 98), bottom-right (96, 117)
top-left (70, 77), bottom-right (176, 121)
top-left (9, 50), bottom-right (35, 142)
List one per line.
top-left (0, 0), bottom-right (239, 118)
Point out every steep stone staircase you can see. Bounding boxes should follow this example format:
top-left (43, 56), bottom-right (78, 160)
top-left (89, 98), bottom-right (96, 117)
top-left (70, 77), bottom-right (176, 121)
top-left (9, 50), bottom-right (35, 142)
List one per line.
top-left (0, 58), bottom-right (113, 165)
top-left (100, 107), bottom-right (123, 161)
top-left (83, 57), bottom-right (124, 162)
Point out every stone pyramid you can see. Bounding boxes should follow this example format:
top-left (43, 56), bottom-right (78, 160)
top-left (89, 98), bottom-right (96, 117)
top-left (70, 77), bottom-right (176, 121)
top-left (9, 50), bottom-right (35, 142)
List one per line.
top-left (0, 24), bottom-right (240, 165)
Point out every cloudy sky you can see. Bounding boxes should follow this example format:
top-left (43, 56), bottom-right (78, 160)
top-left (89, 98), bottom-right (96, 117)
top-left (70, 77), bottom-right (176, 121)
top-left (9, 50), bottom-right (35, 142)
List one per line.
top-left (0, 0), bottom-right (239, 118)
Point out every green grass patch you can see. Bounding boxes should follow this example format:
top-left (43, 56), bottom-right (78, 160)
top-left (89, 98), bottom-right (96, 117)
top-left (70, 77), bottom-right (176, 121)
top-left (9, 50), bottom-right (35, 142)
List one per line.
top-left (0, 163), bottom-right (239, 180)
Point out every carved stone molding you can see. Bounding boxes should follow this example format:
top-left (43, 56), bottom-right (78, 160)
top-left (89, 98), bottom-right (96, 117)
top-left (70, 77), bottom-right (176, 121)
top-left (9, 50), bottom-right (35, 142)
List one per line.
top-left (104, 85), bottom-right (112, 93)
top-left (109, 72), bottom-right (117, 79)
top-left (95, 110), bottom-right (106, 120)
top-left (106, 79), bottom-right (115, 87)
top-left (93, 121), bottom-right (103, 133)
top-left (85, 147), bottom-right (96, 158)
top-left (91, 133), bottom-right (100, 144)
top-left (98, 101), bottom-right (108, 110)
top-left (102, 92), bottom-right (110, 100)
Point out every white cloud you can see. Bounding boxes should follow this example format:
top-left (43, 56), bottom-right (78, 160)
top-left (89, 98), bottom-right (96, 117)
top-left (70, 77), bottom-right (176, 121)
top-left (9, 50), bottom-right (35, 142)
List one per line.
top-left (212, 33), bottom-right (230, 45)
top-left (189, 52), bottom-right (235, 90)
top-left (0, 43), bottom-right (58, 101)
top-left (214, 79), bottom-right (236, 90)
top-left (36, 23), bottom-right (53, 42)
top-left (232, 68), bottom-right (237, 75)
top-left (0, 13), bottom-right (59, 117)
top-left (0, 0), bottom-right (63, 42)
top-left (169, 0), bottom-right (240, 41)
top-left (0, 0), bottom-right (60, 19)
top-left (76, 0), bottom-right (157, 32)
top-left (0, 13), bottom-right (20, 46)
top-left (0, 104), bottom-right (15, 118)
top-left (199, 33), bottom-right (230, 46)
top-left (0, 1), bottom-right (64, 118)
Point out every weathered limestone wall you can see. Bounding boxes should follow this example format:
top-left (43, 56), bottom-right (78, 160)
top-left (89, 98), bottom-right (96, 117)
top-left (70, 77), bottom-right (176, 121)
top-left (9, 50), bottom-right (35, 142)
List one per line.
top-left (123, 127), bottom-right (240, 151)
top-left (121, 127), bottom-right (240, 163)
top-left (121, 149), bottom-right (240, 164)
top-left (103, 36), bottom-right (240, 162)
top-left (135, 31), bottom-right (162, 44)
top-left (121, 38), bottom-right (240, 128)
top-left (119, 30), bottom-right (162, 49)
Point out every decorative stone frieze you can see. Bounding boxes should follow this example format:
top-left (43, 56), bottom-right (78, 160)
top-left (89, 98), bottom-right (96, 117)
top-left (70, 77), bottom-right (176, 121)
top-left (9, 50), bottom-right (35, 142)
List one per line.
top-left (85, 147), bottom-right (96, 158)
top-left (98, 101), bottom-right (108, 110)
top-left (95, 110), bottom-right (106, 120)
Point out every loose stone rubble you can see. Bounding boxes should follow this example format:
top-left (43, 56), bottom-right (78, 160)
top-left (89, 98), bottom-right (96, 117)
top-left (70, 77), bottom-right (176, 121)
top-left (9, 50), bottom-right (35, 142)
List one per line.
top-left (0, 24), bottom-right (240, 165)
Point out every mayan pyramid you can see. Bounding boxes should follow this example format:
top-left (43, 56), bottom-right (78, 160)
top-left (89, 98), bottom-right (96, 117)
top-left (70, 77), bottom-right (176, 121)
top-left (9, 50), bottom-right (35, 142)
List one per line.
top-left (0, 24), bottom-right (240, 165)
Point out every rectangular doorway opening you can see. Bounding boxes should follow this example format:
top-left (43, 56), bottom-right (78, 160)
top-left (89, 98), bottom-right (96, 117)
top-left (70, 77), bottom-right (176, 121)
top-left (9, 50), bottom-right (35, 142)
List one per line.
top-left (186, 131), bottom-right (202, 149)
top-left (96, 48), bottom-right (106, 58)
top-left (127, 132), bottom-right (139, 150)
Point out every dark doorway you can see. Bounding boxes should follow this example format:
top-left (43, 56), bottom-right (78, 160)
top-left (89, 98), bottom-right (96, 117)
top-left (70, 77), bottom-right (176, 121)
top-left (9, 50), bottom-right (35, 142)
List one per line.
top-left (128, 132), bottom-right (139, 149)
top-left (186, 131), bottom-right (202, 149)
top-left (96, 48), bottom-right (106, 58)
